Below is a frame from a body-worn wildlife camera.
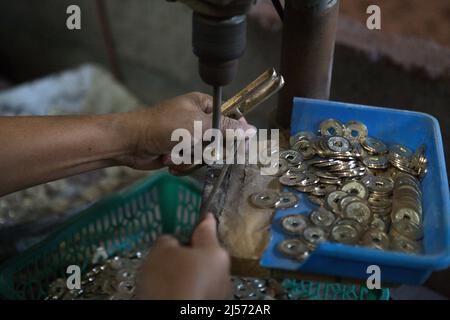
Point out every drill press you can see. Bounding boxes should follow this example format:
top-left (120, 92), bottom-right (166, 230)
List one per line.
top-left (171, 0), bottom-right (339, 131)
top-left (170, 0), bottom-right (254, 130)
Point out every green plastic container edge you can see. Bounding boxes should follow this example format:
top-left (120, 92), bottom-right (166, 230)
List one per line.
top-left (0, 172), bottom-right (202, 299)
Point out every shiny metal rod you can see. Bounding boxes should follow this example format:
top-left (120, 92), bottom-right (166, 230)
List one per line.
top-left (212, 86), bottom-right (222, 131)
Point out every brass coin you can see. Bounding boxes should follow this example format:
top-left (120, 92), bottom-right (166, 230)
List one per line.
top-left (280, 214), bottom-right (309, 235)
top-left (277, 239), bottom-right (311, 261)
top-left (319, 119), bottom-right (345, 136)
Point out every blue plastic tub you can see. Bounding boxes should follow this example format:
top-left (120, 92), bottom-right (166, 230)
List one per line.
top-left (261, 97), bottom-right (450, 285)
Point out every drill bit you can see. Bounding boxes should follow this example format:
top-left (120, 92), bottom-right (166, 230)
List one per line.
top-left (212, 86), bottom-right (222, 131)
top-left (175, 69), bottom-right (284, 175)
top-left (212, 86), bottom-right (222, 164)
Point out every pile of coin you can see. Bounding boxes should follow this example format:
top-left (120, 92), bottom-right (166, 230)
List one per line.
top-left (46, 249), bottom-right (147, 300)
top-left (261, 119), bottom-right (427, 259)
top-left (46, 246), bottom-right (284, 300)
top-left (231, 277), bottom-right (276, 300)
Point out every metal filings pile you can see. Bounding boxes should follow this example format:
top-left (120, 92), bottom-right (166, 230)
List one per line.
top-left (251, 118), bottom-right (428, 260)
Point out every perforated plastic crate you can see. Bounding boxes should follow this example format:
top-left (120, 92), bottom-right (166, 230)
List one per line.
top-left (0, 173), bottom-right (202, 299)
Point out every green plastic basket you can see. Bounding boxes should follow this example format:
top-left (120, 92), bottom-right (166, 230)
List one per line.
top-left (282, 280), bottom-right (389, 300)
top-left (0, 172), bottom-right (202, 299)
top-left (0, 172), bottom-right (388, 300)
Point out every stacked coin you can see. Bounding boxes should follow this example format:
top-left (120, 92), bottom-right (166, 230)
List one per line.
top-left (267, 118), bottom-right (428, 258)
top-left (387, 144), bottom-right (427, 179)
top-left (290, 131), bottom-right (317, 160)
top-left (361, 137), bottom-right (387, 155)
top-left (361, 175), bottom-right (394, 218)
top-left (391, 173), bottom-right (422, 226)
top-left (388, 173), bottom-right (424, 254)
top-left (388, 144), bottom-right (415, 174)
top-left (410, 144), bottom-right (428, 180)
top-left (362, 155), bottom-right (390, 170)
top-left (291, 173), bottom-right (320, 193)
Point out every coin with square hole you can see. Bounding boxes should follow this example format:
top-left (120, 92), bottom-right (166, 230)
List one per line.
top-left (303, 226), bottom-right (327, 248)
top-left (280, 214), bottom-right (308, 235)
top-left (249, 191), bottom-right (279, 209)
top-left (391, 208), bottom-right (421, 226)
top-left (280, 150), bottom-right (303, 165)
top-left (343, 201), bottom-right (372, 224)
top-left (367, 176), bottom-right (394, 193)
top-left (277, 239), bottom-right (310, 261)
top-left (326, 191), bottom-right (348, 214)
top-left (310, 208), bottom-right (336, 228)
top-left (275, 192), bottom-right (299, 209)
top-left (327, 136), bottom-right (351, 153)
top-left (344, 121), bottom-right (368, 143)
top-left (362, 230), bottom-right (390, 250)
top-left (331, 224), bottom-right (360, 244)
top-left (320, 119), bottom-right (345, 136)
top-left (362, 137), bottom-right (387, 154)
top-left (342, 181), bottom-right (369, 200)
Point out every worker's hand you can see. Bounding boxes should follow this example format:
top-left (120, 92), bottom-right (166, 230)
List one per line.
top-left (117, 92), bottom-right (254, 174)
top-left (136, 213), bottom-right (231, 300)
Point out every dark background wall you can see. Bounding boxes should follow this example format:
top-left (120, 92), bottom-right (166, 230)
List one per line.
top-left (2, 0), bottom-right (447, 159)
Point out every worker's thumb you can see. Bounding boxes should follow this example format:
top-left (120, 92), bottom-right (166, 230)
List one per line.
top-left (154, 234), bottom-right (180, 249)
top-left (221, 116), bottom-right (256, 134)
top-left (191, 213), bottom-right (220, 248)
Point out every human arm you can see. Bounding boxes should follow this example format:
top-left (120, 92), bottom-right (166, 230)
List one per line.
top-left (0, 92), bottom-right (252, 196)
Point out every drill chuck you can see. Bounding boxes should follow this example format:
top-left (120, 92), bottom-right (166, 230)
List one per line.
top-left (192, 13), bottom-right (247, 87)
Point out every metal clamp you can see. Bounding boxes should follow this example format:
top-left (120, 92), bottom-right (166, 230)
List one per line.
top-left (221, 68), bottom-right (285, 120)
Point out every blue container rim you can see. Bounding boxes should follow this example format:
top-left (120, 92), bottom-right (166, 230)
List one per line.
top-left (292, 97), bottom-right (450, 269)
top-left (291, 97), bottom-right (450, 269)
top-left (260, 97), bottom-right (450, 284)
